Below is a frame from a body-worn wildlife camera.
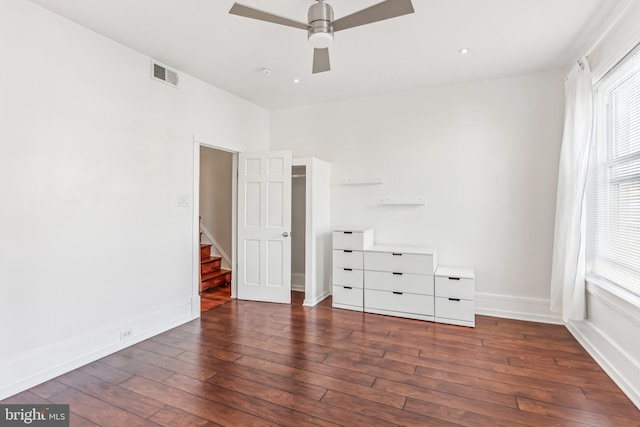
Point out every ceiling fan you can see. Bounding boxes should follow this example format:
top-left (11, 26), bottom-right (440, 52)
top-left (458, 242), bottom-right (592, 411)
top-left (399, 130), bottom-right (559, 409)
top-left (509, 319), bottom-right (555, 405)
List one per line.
top-left (229, 0), bottom-right (415, 74)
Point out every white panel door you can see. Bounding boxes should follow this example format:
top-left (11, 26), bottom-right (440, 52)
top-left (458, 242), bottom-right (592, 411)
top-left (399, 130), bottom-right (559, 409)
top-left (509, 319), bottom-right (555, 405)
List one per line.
top-left (237, 151), bottom-right (292, 303)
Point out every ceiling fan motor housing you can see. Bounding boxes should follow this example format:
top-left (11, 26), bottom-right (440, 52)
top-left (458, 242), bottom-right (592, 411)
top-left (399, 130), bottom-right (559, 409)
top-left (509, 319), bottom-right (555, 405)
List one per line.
top-left (308, 1), bottom-right (334, 48)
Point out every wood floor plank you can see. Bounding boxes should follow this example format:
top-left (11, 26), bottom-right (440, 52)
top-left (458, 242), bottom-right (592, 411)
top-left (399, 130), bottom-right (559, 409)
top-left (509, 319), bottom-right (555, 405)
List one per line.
top-left (404, 397), bottom-right (534, 427)
top-left (48, 388), bottom-right (158, 427)
top-left (555, 356), bottom-right (606, 371)
top-left (224, 340), bottom-right (328, 364)
top-left (149, 405), bottom-right (222, 427)
top-left (1, 390), bottom-right (51, 404)
top-left (3, 293), bottom-right (637, 426)
top-left (322, 353), bottom-right (416, 380)
top-left (321, 389), bottom-right (462, 427)
top-left (55, 370), bottom-right (165, 418)
top-left (409, 355), bottom-right (587, 395)
top-left (99, 353), bottom-right (174, 382)
top-left (374, 375), bottom-right (518, 409)
top-left (68, 412), bottom-right (102, 427)
top-left (166, 373), bottom-right (337, 427)
top-left (121, 375), bottom-right (275, 427)
top-left (265, 335), bottom-right (382, 362)
top-left (584, 387), bottom-right (640, 407)
top-left (218, 362), bottom-right (329, 401)
top-left (118, 347), bottom-right (220, 381)
top-left (406, 347), bottom-right (620, 392)
top-left (406, 389), bottom-right (581, 427)
top-left (234, 355), bottom-right (403, 407)
top-left (507, 355), bottom-right (615, 380)
top-left (78, 361), bottom-right (136, 384)
top-left (133, 339), bottom-right (186, 358)
top-left (517, 396), bottom-right (640, 427)
top-left (29, 379), bottom-right (69, 399)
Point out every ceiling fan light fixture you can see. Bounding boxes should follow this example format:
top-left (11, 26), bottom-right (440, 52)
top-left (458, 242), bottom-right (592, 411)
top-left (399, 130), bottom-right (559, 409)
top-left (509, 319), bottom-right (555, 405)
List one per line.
top-left (308, 31), bottom-right (333, 49)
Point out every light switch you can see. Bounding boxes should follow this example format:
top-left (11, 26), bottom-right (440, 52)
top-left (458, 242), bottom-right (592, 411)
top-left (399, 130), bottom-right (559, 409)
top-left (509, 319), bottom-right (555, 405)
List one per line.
top-left (177, 194), bottom-right (191, 207)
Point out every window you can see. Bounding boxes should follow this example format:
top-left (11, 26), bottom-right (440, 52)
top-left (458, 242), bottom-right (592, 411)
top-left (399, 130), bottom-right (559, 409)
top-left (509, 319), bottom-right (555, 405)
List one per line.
top-left (588, 43), bottom-right (640, 296)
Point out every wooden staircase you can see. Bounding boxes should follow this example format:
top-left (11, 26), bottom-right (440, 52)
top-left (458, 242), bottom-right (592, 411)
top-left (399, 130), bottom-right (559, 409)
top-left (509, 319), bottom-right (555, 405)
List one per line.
top-left (200, 241), bottom-right (231, 293)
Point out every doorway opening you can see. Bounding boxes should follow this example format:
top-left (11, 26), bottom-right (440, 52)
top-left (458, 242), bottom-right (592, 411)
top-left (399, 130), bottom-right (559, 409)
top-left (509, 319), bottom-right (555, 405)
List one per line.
top-left (291, 165), bottom-right (307, 294)
top-left (192, 144), bottom-right (331, 316)
top-left (199, 145), bottom-right (234, 313)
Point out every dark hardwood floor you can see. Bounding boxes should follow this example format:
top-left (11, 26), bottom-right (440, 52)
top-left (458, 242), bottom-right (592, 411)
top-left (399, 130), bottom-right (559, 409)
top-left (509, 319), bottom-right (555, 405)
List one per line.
top-left (4, 292), bottom-right (639, 426)
top-left (201, 284), bottom-right (232, 313)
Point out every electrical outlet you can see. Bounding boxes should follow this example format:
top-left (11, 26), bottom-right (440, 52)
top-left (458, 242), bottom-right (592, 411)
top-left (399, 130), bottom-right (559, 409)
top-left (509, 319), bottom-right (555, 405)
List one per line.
top-left (120, 328), bottom-right (132, 340)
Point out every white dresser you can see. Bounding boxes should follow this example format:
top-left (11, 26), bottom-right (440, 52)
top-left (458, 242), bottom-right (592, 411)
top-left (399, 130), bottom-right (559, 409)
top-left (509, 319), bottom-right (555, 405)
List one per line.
top-left (331, 227), bottom-right (374, 311)
top-left (434, 266), bottom-right (476, 327)
top-left (363, 245), bottom-right (437, 321)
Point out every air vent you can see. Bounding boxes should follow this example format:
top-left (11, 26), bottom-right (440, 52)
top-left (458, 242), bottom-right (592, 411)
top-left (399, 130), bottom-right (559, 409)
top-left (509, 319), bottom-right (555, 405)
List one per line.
top-left (151, 61), bottom-right (179, 88)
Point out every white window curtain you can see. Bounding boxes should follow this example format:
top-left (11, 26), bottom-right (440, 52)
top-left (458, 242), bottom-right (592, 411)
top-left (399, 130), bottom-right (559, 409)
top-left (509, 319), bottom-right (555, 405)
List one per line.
top-left (550, 58), bottom-right (594, 322)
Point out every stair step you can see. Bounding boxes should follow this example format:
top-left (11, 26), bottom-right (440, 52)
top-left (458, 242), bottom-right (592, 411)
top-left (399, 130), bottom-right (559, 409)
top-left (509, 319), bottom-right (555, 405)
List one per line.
top-left (201, 256), bottom-right (221, 265)
top-left (200, 243), bottom-right (212, 260)
top-left (200, 269), bottom-right (232, 293)
top-left (201, 257), bottom-right (222, 275)
top-left (201, 269), bottom-right (231, 282)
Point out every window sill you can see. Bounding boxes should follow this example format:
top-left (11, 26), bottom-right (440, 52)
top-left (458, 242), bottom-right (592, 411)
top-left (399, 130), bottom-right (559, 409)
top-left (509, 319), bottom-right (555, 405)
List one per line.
top-left (586, 275), bottom-right (640, 325)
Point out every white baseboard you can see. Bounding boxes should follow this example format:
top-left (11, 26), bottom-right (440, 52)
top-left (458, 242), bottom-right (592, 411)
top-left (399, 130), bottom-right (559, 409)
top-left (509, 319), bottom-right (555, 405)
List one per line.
top-left (0, 298), bottom-right (195, 401)
top-left (567, 320), bottom-right (640, 409)
top-left (475, 292), bottom-right (563, 325)
top-left (292, 273), bottom-right (305, 292)
top-left (303, 290), bottom-right (330, 307)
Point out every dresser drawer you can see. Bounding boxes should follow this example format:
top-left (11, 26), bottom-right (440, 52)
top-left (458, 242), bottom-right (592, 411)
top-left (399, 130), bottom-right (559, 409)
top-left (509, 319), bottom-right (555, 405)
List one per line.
top-left (435, 296), bottom-right (475, 322)
top-left (365, 270), bottom-right (434, 295)
top-left (333, 267), bottom-right (364, 287)
top-left (333, 229), bottom-right (374, 250)
top-left (364, 289), bottom-right (434, 316)
top-left (435, 276), bottom-right (474, 300)
top-left (364, 251), bottom-right (434, 274)
top-left (333, 285), bottom-right (364, 310)
top-left (333, 250), bottom-right (364, 269)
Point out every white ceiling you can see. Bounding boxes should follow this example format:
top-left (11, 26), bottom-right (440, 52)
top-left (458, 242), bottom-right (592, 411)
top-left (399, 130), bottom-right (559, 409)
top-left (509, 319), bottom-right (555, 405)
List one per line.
top-left (29, 0), bottom-right (619, 110)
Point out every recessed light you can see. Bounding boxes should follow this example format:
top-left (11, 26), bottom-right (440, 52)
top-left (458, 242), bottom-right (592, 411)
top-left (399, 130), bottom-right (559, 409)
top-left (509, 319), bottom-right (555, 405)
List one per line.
top-left (293, 78), bottom-right (300, 84)
top-left (459, 48), bottom-right (469, 55)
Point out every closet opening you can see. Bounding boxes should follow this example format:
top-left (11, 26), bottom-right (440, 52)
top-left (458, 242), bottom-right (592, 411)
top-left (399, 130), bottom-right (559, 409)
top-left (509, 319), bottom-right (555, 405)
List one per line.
top-left (291, 165), bottom-right (307, 295)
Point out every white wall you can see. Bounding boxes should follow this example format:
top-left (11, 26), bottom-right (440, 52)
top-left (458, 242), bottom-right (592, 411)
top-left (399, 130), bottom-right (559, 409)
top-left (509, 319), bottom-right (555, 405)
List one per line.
top-left (271, 70), bottom-right (565, 322)
top-left (0, 0), bottom-right (268, 399)
top-left (200, 147), bottom-right (233, 260)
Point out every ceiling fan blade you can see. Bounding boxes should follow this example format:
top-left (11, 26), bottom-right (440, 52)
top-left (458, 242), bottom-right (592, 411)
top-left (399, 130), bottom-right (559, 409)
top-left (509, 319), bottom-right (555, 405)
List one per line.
top-left (229, 3), bottom-right (310, 30)
top-left (332, 0), bottom-right (414, 32)
top-left (312, 48), bottom-right (331, 74)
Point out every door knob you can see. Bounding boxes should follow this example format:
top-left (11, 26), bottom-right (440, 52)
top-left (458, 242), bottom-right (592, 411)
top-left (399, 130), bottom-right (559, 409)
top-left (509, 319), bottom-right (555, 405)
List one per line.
top-left (282, 232), bottom-right (290, 237)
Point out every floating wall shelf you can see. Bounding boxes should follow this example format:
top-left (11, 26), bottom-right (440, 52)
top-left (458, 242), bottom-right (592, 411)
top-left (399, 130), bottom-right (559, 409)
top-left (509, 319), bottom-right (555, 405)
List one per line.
top-left (380, 197), bottom-right (426, 205)
top-left (341, 177), bottom-right (384, 185)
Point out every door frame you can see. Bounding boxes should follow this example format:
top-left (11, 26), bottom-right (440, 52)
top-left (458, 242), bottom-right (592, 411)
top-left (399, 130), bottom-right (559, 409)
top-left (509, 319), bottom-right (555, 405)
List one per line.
top-left (192, 137), bottom-right (238, 318)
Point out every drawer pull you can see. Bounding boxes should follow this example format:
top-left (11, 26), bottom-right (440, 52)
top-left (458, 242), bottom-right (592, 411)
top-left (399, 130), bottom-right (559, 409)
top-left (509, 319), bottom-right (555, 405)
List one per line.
top-left (448, 277), bottom-right (461, 281)
top-left (343, 250), bottom-right (353, 253)
top-left (393, 291), bottom-right (403, 295)
top-left (343, 231), bottom-right (353, 234)
top-left (448, 298), bottom-right (461, 302)
top-left (344, 268), bottom-right (353, 271)
top-left (392, 272), bottom-right (403, 276)
top-left (343, 286), bottom-right (353, 290)
top-left (392, 253), bottom-right (402, 256)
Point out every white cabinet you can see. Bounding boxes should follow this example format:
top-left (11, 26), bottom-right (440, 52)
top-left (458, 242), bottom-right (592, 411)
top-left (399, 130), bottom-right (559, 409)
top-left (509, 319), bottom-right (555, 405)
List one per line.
top-left (331, 227), bottom-right (372, 311)
top-left (331, 228), bottom-right (475, 327)
top-left (332, 227), bottom-right (374, 250)
top-left (363, 245), bottom-right (437, 321)
top-left (434, 266), bottom-right (475, 327)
